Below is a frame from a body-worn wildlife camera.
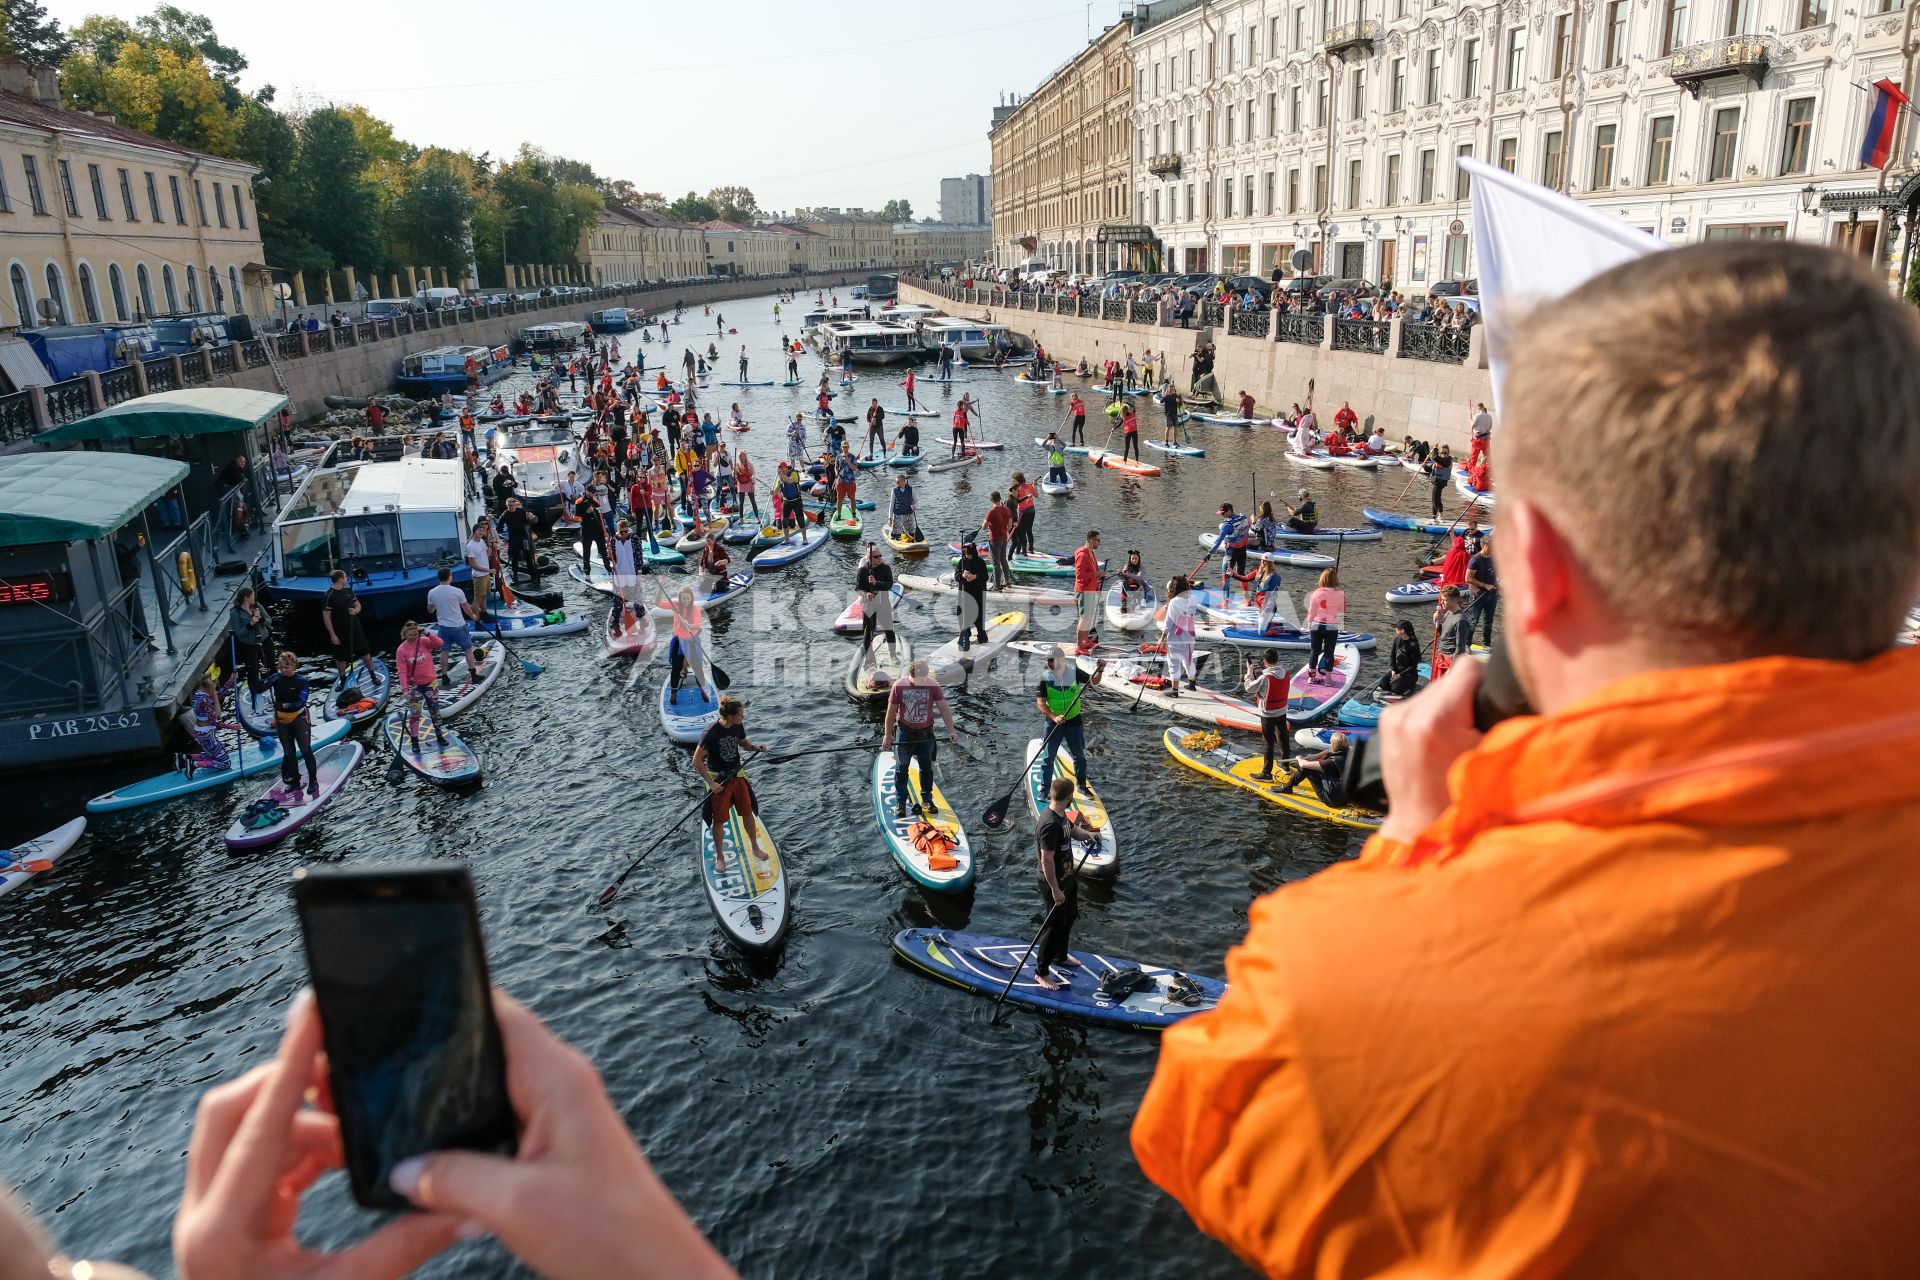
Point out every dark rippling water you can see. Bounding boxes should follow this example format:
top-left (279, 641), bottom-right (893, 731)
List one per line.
top-left (0, 293), bottom-right (1483, 1278)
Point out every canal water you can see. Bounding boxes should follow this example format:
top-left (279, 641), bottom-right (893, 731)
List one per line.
top-left (0, 292), bottom-right (1485, 1278)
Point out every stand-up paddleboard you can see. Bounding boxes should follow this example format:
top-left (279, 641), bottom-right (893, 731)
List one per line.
top-left (1457, 473), bottom-right (1497, 506)
top-left (1040, 474), bottom-right (1074, 495)
top-left (1022, 738), bottom-right (1118, 876)
top-left (891, 928), bottom-right (1224, 1030)
top-left (751, 526), bottom-right (829, 569)
top-left (1084, 449), bottom-right (1161, 477)
top-left (1297, 725), bottom-right (1375, 751)
top-left (382, 710), bottom-right (483, 788)
top-left (1385, 579), bottom-right (1447, 604)
top-left (887, 452), bottom-right (923, 468)
top-left (223, 741), bottom-right (365, 851)
top-left (1162, 727), bottom-right (1381, 830)
top-left (1041, 648), bottom-right (1262, 732)
top-left (1105, 583), bottom-right (1158, 632)
top-left (1032, 437), bottom-right (1094, 456)
top-left (923, 611), bottom-right (1025, 685)
top-left (659, 669), bottom-right (721, 744)
top-left (871, 753), bottom-right (973, 892)
top-left (1285, 450), bottom-right (1336, 470)
top-left (946, 543), bottom-right (1094, 578)
top-left (828, 506), bottom-right (864, 539)
top-left (881, 525), bottom-right (929, 555)
top-left (928, 453), bottom-right (981, 474)
top-left (845, 635), bottom-right (914, 701)
top-left (898, 572), bottom-right (1075, 608)
top-left (885, 406), bottom-right (939, 417)
top-left (833, 583), bottom-right (906, 635)
top-left (1269, 526), bottom-right (1383, 543)
top-left (481, 595), bottom-right (590, 637)
top-left (87, 717), bottom-right (354, 814)
top-left (1187, 412), bottom-right (1260, 426)
top-left (429, 638), bottom-right (508, 716)
top-left (326, 657), bottom-right (392, 726)
top-left (804, 496), bottom-right (877, 513)
top-left (574, 537), bottom-right (683, 567)
top-left (697, 803), bottom-right (788, 956)
top-left (1362, 507), bottom-right (1463, 534)
top-left (0, 817), bottom-right (86, 898)
top-left (603, 603), bottom-right (658, 659)
top-left (716, 379), bottom-right (775, 387)
top-left (856, 454), bottom-right (891, 470)
top-left (1215, 622), bottom-right (1376, 651)
top-left (674, 517), bottom-right (731, 553)
top-left (1146, 439), bottom-right (1205, 457)
top-left (1190, 533), bottom-right (1335, 569)
top-left (1336, 697), bottom-right (1386, 727)
top-left (1287, 644), bottom-right (1362, 722)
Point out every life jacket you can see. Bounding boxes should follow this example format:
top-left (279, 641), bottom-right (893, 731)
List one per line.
top-left (906, 819), bottom-right (960, 871)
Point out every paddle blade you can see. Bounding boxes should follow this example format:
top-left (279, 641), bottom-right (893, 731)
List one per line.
top-left (519, 654), bottom-right (545, 676)
top-left (709, 661), bottom-right (731, 691)
top-left (597, 883), bottom-right (619, 906)
top-left (980, 790), bottom-right (1015, 829)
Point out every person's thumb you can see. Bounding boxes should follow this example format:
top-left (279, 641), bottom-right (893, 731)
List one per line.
top-left (389, 1149), bottom-right (527, 1223)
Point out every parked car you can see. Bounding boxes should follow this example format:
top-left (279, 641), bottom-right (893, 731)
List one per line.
top-left (1427, 278), bottom-right (1478, 297)
top-left (1321, 278), bottom-right (1383, 299)
top-left (1220, 276), bottom-right (1274, 302)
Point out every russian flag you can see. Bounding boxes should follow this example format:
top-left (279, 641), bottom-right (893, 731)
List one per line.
top-left (1859, 79), bottom-right (1910, 171)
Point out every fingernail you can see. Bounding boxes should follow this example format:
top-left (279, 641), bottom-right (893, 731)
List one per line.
top-left (285, 987), bottom-right (313, 1030)
top-left (388, 1156), bottom-right (426, 1199)
top-left (455, 1220), bottom-right (491, 1241)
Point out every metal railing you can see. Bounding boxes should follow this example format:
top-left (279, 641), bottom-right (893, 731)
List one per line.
top-left (1228, 308), bottom-right (1270, 338)
top-left (179, 353), bottom-right (211, 386)
top-left (1399, 322), bottom-right (1472, 364)
top-left (1275, 313), bottom-right (1324, 346)
top-left (276, 333), bottom-right (304, 359)
top-left (143, 355), bottom-right (179, 392)
top-left (1101, 299), bottom-right (1126, 322)
top-left (45, 374), bottom-right (97, 424)
top-left (208, 344), bottom-right (237, 377)
top-left (100, 364), bottom-right (141, 405)
top-left (1129, 301), bottom-right (1158, 325)
top-left (0, 390), bottom-right (32, 441)
top-left (240, 339), bottom-right (270, 369)
top-left (0, 576), bottom-right (155, 717)
top-left (1332, 319), bottom-right (1392, 354)
top-left (1200, 302), bottom-right (1226, 327)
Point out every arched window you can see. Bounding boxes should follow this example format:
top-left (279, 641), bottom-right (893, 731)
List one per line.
top-left (9, 264), bottom-right (33, 328)
top-left (136, 263), bottom-right (154, 317)
top-left (208, 264), bottom-right (224, 312)
top-left (228, 266), bottom-right (242, 315)
top-left (43, 263), bottom-right (66, 324)
top-left (185, 264), bottom-right (199, 311)
top-left (77, 263), bottom-right (100, 323)
top-left (108, 263), bottom-right (129, 321)
top-left (162, 264), bottom-right (179, 312)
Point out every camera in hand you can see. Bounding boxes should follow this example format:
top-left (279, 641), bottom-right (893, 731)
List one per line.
top-left (1342, 643), bottom-right (1532, 813)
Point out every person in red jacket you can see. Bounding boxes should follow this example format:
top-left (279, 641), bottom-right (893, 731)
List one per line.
top-left (1072, 529), bottom-right (1103, 650)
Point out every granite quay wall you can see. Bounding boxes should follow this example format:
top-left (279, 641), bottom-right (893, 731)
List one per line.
top-left (5, 271), bottom-right (869, 443)
top-left (901, 278), bottom-right (1494, 452)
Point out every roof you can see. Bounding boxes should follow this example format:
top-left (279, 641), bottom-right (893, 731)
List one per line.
top-left (37, 388), bottom-right (288, 443)
top-left (605, 205), bottom-right (695, 231)
top-left (0, 89), bottom-right (254, 170)
top-left (336, 458), bottom-right (465, 516)
top-left (0, 450), bottom-right (189, 547)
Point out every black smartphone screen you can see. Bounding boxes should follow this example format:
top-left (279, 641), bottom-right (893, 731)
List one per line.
top-left (293, 864), bottom-right (516, 1209)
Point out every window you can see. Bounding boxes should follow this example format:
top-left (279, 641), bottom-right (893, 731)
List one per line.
top-left (1316, 76), bottom-right (1329, 126)
top-left (1548, 15), bottom-right (1570, 76)
top-left (44, 264), bottom-right (65, 323)
top-left (1703, 222), bottom-right (1786, 239)
top-left (1603, 1), bottom-right (1629, 66)
top-left (108, 263), bottom-right (128, 321)
top-left (1346, 158), bottom-right (1362, 207)
top-left (1185, 114), bottom-right (1195, 150)
top-left (1710, 107), bottom-right (1740, 180)
top-left (1294, 6), bottom-right (1307, 47)
top-left (214, 183), bottom-right (228, 228)
top-left (1503, 28), bottom-right (1527, 89)
top-left (1724, 0), bottom-right (1753, 31)
top-left (9, 264), bottom-right (30, 325)
top-left (1795, 0), bottom-right (1826, 27)
top-left (77, 262), bottom-right (99, 322)
top-left (1249, 23), bottom-right (1258, 59)
top-left (1498, 136), bottom-right (1519, 173)
top-left (1418, 148), bottom-right (1436, 201)
top-left (1204, 180), bottom-right (1214, 217)
top-left (1646, 115), bottom-right (1675, 183)
top-left (1185, 183), bottom-right (1195, 219)
top-left (1461, 38), bottom-right (1481, 95)
top-left (87, 164), bottom-right (108, 219)
top-left (162, 264), bottom-right (179, 311)
top-left (1591, 123), bottom-right (1618, 187)
top-left (1455, 142), bottom-right (1475, 197)
top-left (1246, 99), bottom-right (1255, 138)
top-left (1268, 91), bottom-right (1278, 134)
top-left (1660, 0), bottom-right (1688, 54)
top-left (1385, 152), bottom-right (1402, 204)
top-left (136, 263), bottom-right (154, 316)
top-left (1779, 97), bottom-right (1814, 174)
top-left (1391, 57), bottom-right (1406, 110)
top-left (1244, 174), bottom-right (1255, 214)
top-left (229, 267), bottom-right (242, 313)
top-left (1152, 189), bottom-right (1162, 223)
top-left (1287, 168), bottom-right (1300, 213)
top-left (1312, 163), bottom-right (1326, 210)
top-left (1227, 34), bottom-right (1236, 68)
top-left (1423, 49), bottom-right (1441, 105)
top-left (1264, 170), bottom-right (1276, 213)
top-left (169, 175), bottom-right (186, 224)
top-left (1542, 130), bottom-right (1565, 187)
top-left (144, 172), bottom-right (162, 222)
top-left (1290, 86), bottom-right (1303, 130)
top-left (1350, 68), bottom-right (1366, 115)
top-left (0, 162), bottom-right (9, 212)
top-left (1271, 16), bottom-right (1281, 56)
top-left (118, 168), bottom-right (137, 220)
top-left (57, 160), bottom-right (77, 216)
top-left (22, 155), bottom-right (45, 214)
top-left (1224, 176), bottom-right (1235, 216)
top-left (1226, 110), bottom-right (1235, 145)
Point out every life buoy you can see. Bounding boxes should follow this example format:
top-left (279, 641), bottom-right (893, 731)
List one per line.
top-left (177, 551), bottom-right (197, 593)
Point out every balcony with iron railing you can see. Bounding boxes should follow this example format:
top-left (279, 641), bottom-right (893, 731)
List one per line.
top-left (1324, 18), bottom-right (1380, 59)
top-left (1147, 152), bottom-right (1183, 178)
top-left (1664, 33), bottom-right (1775, 96)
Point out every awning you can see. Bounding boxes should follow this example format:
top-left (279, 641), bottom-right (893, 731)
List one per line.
top-left (0, 335), bottom-right (51, 390)
top-left (0, 451), bottom-right (189, 548)
top-left (36, 388), bottom-right (288, 443)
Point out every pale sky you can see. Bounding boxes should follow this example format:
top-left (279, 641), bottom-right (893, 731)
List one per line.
top-left (54, 0), bottom-right (1127, 218)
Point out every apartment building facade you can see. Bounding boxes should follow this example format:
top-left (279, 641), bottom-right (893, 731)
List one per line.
top-left (580, 206), bottom-right (706, 283)
top-left (939, 173), bottom-right (993, 224)
top-left (0, 60), bottom-right (264, 330)
top-left (891, 220), bottom-right (992, 269)
top-left (1127, 0), bottom-right (1917, 289)
top-left (792, 209), bottom-right (896, 269)
top-left (989, 19), bottom-right (1140, 271)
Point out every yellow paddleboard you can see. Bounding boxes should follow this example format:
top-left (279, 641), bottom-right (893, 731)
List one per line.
top-left (1162, 727), bottom-right (1382, 830)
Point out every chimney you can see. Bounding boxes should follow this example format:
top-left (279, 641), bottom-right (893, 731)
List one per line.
top-left (31, 64), bottom-right (59, 104)
top-left (0, 59), bottom-right (33, 99)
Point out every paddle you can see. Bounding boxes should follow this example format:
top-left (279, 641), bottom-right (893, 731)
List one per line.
top-left (596, 790), bottom-right (709, 905)
top-left (384, 716), bottom-right (407, 783)
top-left (764, 742), bottom-right (873, 766)
top-left (481, 608), bottom-right (545, 677)
top-left (0, 858), bottom-right (54, 875)
top-left (980, 677), bottom-right (1088, 830)
top-left (989, 832), bottom-right (1100, 1027)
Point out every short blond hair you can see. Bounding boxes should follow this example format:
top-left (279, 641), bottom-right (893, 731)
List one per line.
top-left (1502, 241), bottom-right (1920, 659)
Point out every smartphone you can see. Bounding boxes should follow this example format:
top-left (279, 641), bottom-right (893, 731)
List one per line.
top-left (292, 863), bottom-right (516, 1209)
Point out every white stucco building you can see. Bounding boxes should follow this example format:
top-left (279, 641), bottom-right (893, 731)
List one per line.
top-left (1127, 0), bottom-right (1918, 289)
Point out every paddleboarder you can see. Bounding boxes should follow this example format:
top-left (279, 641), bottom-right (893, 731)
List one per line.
top-left (1033, 775), bottom-right (1103, 991)
top-left (880, 660), bottom-right (958, 819)
top-left (1009, 473), bottom-right (1037, 557)
top-left (1377, 618), bottom-right (1423, 696)
top-left (1072, 530), bottom-right (1104, 651)
top-left (1163, 576), bottom-right (1202, 689)
top-left (258, 650), bottom-right (320, 799)
top-left (178, 674), bottom-right (237, 779)
top-left (887, 474), bottom-right (917, 541)
top-left (855, 543), bottom-right (898, 662)
top-left (424, 566), bottom-right (481, 688)
top-left (1272, 732), bottom-right (1354, 805)
top-left (950, 395), bottom-right (974, 458)
top-left (667, 588), bottom-right (713, 704)
top-left (1209, 504), bottom-right (1251, 581)
top-left (865, 399), bottom-right (887, 457)
top-left (1035, 644), bottom-right (1104, 797)
top-left (1243, 649), bottom-right (1293, 781)
top-left (394, 621), bottom-right (450, 754)
top-left (980, 490), bottom-right (1015, 590)
top-left (1284, 488), bottom-right (1319, 533)
top-left (1068, 391), bottom-right (1087, 446)
top-left (692, 696), bottom-right (770, 875)
top-left (1305, 567), bottom-right (1347, 678)
top-left (892, 418), bottom-right (921, 461)
top-left (955, 542), bottom-right (990, 648)
top-left (321, 569), bottom-right (373, 688)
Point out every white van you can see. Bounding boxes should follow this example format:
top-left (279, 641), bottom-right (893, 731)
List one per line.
top-left (415, 287), bottom-right (463, 311)
top-left (1017, 259), bottom-right (1051, 286)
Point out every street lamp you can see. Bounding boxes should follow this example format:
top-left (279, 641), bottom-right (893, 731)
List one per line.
top-left (1798, 183), bottom-right (1821, 215)
top-left (502, 204), bottom-right (528, 291)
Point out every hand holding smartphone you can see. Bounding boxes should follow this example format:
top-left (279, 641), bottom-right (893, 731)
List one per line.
top-left (293, 863), bottom-right (517, 1209)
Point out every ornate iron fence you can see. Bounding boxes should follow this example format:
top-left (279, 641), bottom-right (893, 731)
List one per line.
top-left (1398, 323), bottom-right (1472, 364)
top-left (240, 340), bottom-right (270, 369)
top-left (1129, 301), bottom-right (1158, 325)
top-left (1228, 308), bottom-right (1270, 338)
top-left (356, 321), bottom-right (377, 343)
top-left (337, 325), bottom-right (358, 347)
top-left (45, 375), bottom-right (97, 424)
top-left (143, 355), bottom-right (180, 392)
top-left (180, 353), bottom-right (211, 386)
top-left (0, 390), bottom-right (34, 442)
top-left (276, 333), bottom-right (304, 359)
top-left (208, 345), bottom-right (237, 377)
top-left (1332, 320), bottom-right (1392, 354)
top-left (1101, 299), bottom-right (1126, 322)
top-left (1200, 301), bottom-right (1226, 327)
top-left (1275, 313), bottom-right (1323, 346)
top-left (100, 365), bottom-right (141, 405)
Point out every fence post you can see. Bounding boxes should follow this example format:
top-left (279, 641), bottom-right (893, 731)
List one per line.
top-left (130, 357), bottom-right (150, 396)
top-left (1386, 317), bottom-right (1404, 359)
top-left (25, 384), bottom-right (49, 433)
top-left (168, 355), bottom-right (187, 386)
top-left (1268, 306), bottom-right (1281, 340)
top-left (1468, 324), bottom-right (1488, 369)
top-left (82, 369), bottom-right (104, 410)
top-left (1319, 314), bottom-right (1335, 351)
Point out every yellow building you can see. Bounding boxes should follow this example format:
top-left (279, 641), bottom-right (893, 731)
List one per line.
top-left (579, 206), bottom-right (705, 284)
top-left (989, 20), bottom-right (1136, 272)
top-left (698, 220), bottom-right (788, 277)
top-left (891, 221), bottom-right (991, 270)
top-left (761, 221), bottom-right (829, 273)
top-left (792, 209), bottom-right (895, 269)
top-left (0, 60), bottom-right (264, 327)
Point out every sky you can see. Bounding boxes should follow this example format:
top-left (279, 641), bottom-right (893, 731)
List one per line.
top-left (56, 0), bottom-right (1130, 219)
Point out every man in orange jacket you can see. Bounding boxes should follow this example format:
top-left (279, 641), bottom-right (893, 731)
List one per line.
top-left (1132, 241), bottom-right (1920, 1278)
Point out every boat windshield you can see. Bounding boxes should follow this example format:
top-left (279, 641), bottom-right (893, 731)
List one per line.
top-left (400, 512), bottom-right (461, 567)
top-left (338, 514), bottom-right (402, 572)
top-left (279, 518), bottom-right (335, 579)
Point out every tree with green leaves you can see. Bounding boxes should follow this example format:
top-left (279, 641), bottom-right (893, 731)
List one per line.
top-left (391, 150), bottom-right (476, 272)
top-left (880, 198), bottom-right (913, 220)
top-left (0, 0), bottom-right (72, 63)
top-left (706, 185), bottom-right (758, 222)
top-left (608, 180), bottom-right (666, 211)
top-left (668, 191), bottom-right (719, 223)
top-left (292, 107), bottom-right (381, 271)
